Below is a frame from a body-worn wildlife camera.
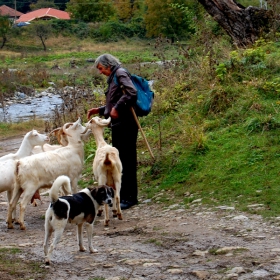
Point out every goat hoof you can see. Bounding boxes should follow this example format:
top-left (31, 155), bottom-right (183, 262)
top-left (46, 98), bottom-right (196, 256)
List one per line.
top-left (117, 214), bottom-right (123, 220)
top-left (7, 224), bottom-right (14, 229)
top-left (19, 224), bottom-right (26, 230)
top-left (89, 247), bottom-right (98, 253)
top-left (45, 260), bottom-right (50, 266)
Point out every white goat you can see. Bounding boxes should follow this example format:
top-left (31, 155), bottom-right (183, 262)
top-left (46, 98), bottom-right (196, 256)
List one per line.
top-left (0, 130), bottom-right (49, 161)
top-left (85, 116), bottom-right (123, 226)
top-left (0, 130), bottom-right (49, 220)
top-left (7, 118), bottom-right (87, 230)
top-left (32, 126), bottom-right (91, 198)
top-left (31, 127), bottom-right (68, 154)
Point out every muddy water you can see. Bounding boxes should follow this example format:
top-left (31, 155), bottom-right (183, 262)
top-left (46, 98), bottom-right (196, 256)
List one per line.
top-left (0, 94), bottom-right (63, 122)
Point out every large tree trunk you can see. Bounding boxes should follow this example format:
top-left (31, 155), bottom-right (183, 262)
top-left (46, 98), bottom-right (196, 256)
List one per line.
top-left (198, 0), bottom-right (274, 47)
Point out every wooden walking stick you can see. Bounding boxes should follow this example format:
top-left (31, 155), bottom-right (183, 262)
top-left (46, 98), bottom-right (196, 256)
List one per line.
top-left (130, 107), bottom-right (155, 160)
top-left (120, 84), bottom-right (155, 160)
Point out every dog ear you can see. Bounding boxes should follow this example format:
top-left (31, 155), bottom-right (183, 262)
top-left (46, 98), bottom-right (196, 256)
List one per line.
top-left (91, 187), bottom-right (98, 198)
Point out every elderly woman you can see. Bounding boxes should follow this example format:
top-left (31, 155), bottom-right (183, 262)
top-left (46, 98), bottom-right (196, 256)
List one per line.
top-left (87, 54), bottom-right (138, 210)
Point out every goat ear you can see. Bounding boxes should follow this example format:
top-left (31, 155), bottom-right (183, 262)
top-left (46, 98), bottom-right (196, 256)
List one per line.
top-left (95, 117), bottom-right (111, 127)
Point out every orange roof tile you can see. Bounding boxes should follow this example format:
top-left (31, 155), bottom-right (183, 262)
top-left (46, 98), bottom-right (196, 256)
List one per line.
top-left (0, 5), bottom-right (23, 17)
top-left (16, 8), bottom-right (70, 23)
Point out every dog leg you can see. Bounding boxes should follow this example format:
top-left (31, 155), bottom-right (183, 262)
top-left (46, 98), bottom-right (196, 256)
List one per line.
top-left (43, 224), bottom-right (53, 265)
top-left (97, 206), bottom-right (103, 217)
top-left (85, 223), bottom-right (98, 253)
top-left (77, 223), bottom-right (86, 252)
top-left (46, 227), bottom-right (64, 265)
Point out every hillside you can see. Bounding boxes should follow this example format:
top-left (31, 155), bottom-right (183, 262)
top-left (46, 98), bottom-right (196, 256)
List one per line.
top-left (138, 39), bottom-right (280, 220)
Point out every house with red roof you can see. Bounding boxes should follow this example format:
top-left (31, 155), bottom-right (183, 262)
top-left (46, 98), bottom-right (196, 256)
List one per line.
top-left (16, 8), bottom-right (70, 23)
top-left (0, 5), bottom-right (23, 21)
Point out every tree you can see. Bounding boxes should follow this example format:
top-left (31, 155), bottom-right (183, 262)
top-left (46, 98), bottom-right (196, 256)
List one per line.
top-left (0, 16), bottom-right (11, 49)
top-left (197, 0), bottom-right (276, 47)
top-left (114, 0), bottom-right (144, 22)
top-left (54, 0), bottom-right (69, 10)
top-left (31, 22), bottom-right (52, 51)
top-left (66, 0), bottom-right (115, 23)
top-left (30, 0), bottom-right (58, 10)
top-left (144, 0), bottom-right (196, 41)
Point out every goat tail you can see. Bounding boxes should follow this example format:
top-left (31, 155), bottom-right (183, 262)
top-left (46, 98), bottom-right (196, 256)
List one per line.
top-left (104, 151), bottom-right (118, 166)
top-left (49, 175), bottom-right (71, 203)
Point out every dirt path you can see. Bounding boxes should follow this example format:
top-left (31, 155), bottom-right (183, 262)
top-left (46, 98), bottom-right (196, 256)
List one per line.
top-left (0, 135), bottom-right (26, 157)
top-left (1, 138), bottom-right (280, 280)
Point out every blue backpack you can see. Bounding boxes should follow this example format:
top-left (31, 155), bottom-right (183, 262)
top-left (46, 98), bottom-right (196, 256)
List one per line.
top-left (114, 71), bottom-right (154, 117)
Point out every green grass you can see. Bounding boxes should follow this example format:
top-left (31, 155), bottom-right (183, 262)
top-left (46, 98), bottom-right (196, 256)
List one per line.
top-left (0, 119), bottom-right (46, 139)
top-left (0, 247), bottom-right (46, 279)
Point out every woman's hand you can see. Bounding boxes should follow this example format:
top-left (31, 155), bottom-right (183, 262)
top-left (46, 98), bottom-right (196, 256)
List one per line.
top-left (87, 108), bottom-right (99, 120)
top-left (110, 107), bottom-right (119, 119)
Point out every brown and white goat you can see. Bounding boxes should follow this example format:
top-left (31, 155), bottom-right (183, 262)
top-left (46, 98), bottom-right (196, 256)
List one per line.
top-left (85, 117), bottom-right (123, 226)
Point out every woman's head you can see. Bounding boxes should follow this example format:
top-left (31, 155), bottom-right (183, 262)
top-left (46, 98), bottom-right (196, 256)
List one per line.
top-left (95, 53), bottom-right (120, 68)
top-left (94, 54), bottom-right (120, 76)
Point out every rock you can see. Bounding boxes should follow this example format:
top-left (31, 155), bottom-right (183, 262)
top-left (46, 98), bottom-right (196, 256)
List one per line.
top-left (142, 262), bottom-right (161, 267)
top-left (216, 206), bottom-right (235, 210)
top-left (216, 246), bottom-right (248, 253)
top-left (192, 250), bottom-right (208, 257)
top-left (232, 215), bottom-right (248, 220)
top-left (227, 267), bottom-right (245, 274)
top-left (167, 268), bottom-right (183, 274)
top-left (191, 270), bottom-right (210, 279)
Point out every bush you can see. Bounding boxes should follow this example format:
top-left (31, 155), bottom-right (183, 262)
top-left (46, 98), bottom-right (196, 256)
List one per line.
top-left (91, 19), bottom-right (146, 42)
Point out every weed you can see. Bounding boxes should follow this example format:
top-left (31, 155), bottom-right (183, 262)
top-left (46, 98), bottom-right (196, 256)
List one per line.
top-left (0, 247), bottom-right (46, 279)
top-left (144, 238), bottom-right (163, 247)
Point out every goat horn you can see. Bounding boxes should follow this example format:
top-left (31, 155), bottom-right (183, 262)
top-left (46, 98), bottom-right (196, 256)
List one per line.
top-left (81, 126), bottom-right (90, 135)
top-left (62, 123), bottom-right (73, 138)
top-left (48, 127), bottom-right (61, 137)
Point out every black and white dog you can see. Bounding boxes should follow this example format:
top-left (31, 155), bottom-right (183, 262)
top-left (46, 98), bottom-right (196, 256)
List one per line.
top-left (43, 175), bottom-right (114, 265)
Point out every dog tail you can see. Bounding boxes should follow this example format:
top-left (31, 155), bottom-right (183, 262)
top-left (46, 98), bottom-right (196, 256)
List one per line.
top-left (49, 175), bottom-right (71, 203)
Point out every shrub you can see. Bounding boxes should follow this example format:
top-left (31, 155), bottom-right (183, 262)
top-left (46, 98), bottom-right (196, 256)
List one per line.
top-left (91, 19), bottom-right (146, 42)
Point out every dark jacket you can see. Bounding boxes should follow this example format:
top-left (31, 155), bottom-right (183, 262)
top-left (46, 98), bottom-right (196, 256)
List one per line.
top-left (99, 66), bottom-right (137, 122)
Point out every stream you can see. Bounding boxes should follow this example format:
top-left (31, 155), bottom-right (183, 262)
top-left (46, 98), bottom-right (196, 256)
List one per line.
top-left (0, 94), bottom-right (64, 122)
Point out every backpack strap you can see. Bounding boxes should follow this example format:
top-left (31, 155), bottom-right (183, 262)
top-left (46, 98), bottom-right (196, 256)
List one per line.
top-left (113, 68), bottom-right (131, 88)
